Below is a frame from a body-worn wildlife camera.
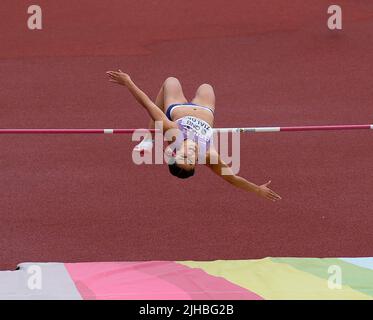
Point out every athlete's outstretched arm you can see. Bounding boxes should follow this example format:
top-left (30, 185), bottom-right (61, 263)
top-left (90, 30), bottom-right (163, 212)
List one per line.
top-left (106, 70), bottom-right (175, 130)
top-left (206, 149), bottom-right (282, 201)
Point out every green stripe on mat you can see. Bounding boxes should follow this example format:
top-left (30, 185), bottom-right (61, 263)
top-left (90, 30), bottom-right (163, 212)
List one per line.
top-left (271, 258), bottom-right (373, 297)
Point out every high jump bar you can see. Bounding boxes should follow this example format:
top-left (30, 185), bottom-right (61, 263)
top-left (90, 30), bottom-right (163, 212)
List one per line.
top-left (0, 124), bottom-right (372, 134)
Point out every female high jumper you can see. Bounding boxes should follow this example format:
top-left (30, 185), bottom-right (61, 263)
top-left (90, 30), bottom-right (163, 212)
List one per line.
top-left (107, 70), bottom-right (281, 201)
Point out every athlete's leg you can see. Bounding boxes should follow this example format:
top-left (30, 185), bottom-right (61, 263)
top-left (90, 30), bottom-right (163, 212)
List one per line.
top-left (191, 83), bottom-right (216, 109)
top-left (135, 77), bottom-right (187, 152)
top-left (162, 77), bottom-right (188, 112)
top-left (144, 76), bottom-right (187, 132)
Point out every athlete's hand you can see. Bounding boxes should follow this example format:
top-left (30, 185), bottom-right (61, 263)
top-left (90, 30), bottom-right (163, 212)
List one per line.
top-left (106, 70), bottom-right (131, 86)
top-left (255, 180), bottom-right (282, 202)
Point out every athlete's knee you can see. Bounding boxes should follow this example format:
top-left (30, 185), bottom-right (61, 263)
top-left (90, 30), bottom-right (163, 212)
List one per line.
top-left (198, 83), bottom-right (214, 92)
top-left (197, 83), bottom-right (215, 97)
top-left (164, 76), bottom-right (181, 85)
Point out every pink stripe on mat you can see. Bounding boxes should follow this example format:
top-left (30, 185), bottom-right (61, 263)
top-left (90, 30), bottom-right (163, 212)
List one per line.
top-left (65, 261), bottom-right (262, 300)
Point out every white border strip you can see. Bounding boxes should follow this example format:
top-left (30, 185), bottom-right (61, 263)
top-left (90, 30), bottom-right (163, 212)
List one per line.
top-left (104, 129), bottom-right (114, 134)
top-left (254, 127), bottom-right (281, 133)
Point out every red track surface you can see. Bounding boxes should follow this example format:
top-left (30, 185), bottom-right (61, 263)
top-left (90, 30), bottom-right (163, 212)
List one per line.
top-left (1, 1), bottom-right (373, 270)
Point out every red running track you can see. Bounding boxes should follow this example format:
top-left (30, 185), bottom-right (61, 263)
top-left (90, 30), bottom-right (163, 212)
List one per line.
top-left (0, 0), bottom-right (373, 270)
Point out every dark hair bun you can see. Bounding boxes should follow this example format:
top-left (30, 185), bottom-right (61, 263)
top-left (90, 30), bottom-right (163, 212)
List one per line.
top-left (168, 163), bottom-right (195, 179)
